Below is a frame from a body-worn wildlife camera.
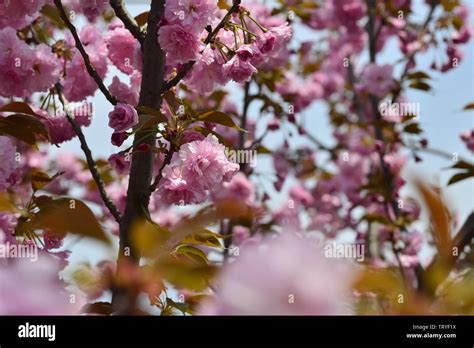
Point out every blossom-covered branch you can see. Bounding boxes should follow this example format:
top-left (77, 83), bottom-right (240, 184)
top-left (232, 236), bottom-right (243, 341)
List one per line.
top-left (54, 0), bottom-right (118, 105)
top-left (162, 0), bottom-right (242, 91)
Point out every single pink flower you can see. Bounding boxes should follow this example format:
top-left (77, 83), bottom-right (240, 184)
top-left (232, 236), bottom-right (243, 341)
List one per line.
top-left (108, 153), bottom-right (130, 175)
top-left (158, 23), bottom-right (201, 64)
top-left (108, 103), bottom-right (138, 132)
top-left (360, 63), bottom-right (396, 97)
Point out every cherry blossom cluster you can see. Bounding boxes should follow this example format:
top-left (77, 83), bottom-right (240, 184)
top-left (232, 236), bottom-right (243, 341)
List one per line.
top-left (157, 134), bottom-right (239, 205)
top-left (158, 1), bottom-right (292, 93)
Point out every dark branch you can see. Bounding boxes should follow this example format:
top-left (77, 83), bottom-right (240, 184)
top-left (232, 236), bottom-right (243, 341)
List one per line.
top-left (55, 84), bottom-right (122, 223)
top-left (110, 0), bottom-right (145, 45)
top-left (112, 0), bottom-right (167, 314)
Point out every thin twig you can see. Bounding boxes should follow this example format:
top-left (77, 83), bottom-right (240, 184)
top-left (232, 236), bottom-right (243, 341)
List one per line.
top-left (149, 146), bottom-right (175, 193)
top-left (163, 0), bottom-right (242, 91)
top-left (110, 0), bottom-right (145, 45)
top-left (54, 0), bottom-right (118, 105)
top-left (391, 0), bottom-right (438, 103)
top-left (55, 84), bottom-right (122, 223)
top-left (412, 146), bottom-right (471, 164)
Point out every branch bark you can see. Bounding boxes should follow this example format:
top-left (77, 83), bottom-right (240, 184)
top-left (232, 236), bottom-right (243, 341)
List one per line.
top-left (55, 84), bottom-right (122, 223)
top-left (111, 0), bottom-right (167, 314)
top-left (54, 0), bottom-right (118, 105)
top-left (110, 0), bottom-right (145, 45)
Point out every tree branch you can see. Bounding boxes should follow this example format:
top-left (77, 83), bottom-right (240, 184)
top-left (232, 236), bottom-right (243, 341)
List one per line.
top-left (163, 0), bottom-right (242, 91)
top-left (54, 0), bottom-right (118, 105)
top-left (391, 0), bottom-right (438, 103)
top-left (149, 145), bottom-right (174, 193)
top-left (110, 0), bottom-right (145, 45)
top-left (112, 0), bottom-right (167, 314)
top-left (55, 84), bottom-right (122, 223)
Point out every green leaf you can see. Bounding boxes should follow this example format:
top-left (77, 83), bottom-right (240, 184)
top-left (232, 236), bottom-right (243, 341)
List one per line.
top-left (177, 229), bottom-right (223, 249)
top-left (256, 145), bottom-right (272, 154)
top-left (403, 123), bottom-right (423, 134)
top-left (80, 302), bottom-right (113, 315)
top-left (40, 4), bottom-right (67, 29)
top-left (406, 71), bottom-right (431, 80)
top-left (131, 220), bottom-right (172, 258)
top-left (0, 192), bottom-right (14, 212)
top-left (165, 298), bottom-right (189, 315)
top-left (409, 81), bottom-right (431, 91)
top-left (163, 90), bottom-right (181, 112)
top-left (217, 0), bottom-right (231, 10)
top-left (173, 245), bottom-right (208, 265)
top-left (34, 196), bottom-right (110, 244)
top-left (0, 114), bottom-right (49, 145)
top-left (441, 0), bottom-right (460, 12)
top-left (136, 106), bottom-right (168, 123)
top-left (134, 11), bottom-right (149, 26)
top-left (159, 261), bottom-right (216, 291)
top-left (462, 103), bottom-right (474, 111)
top-left (0, 102), bottom-right (38, 116)
top-left (450, 161), bottom-right (474, 170)
top-left (192, 125), bottom-right (235, 149)
top-left (136, 107), bottom-right (168, 131)
top-left (31, 170), bottom-right (53, 192)
top-left (448, 172), bottom-right (474, 185)
top-left (197, 111), bottom-right (246, 131)
top-left (31, 170), bottom-right (63, 192)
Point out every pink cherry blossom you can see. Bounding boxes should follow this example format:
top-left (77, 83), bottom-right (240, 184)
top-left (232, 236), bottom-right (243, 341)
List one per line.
top-left (108, 103), bottom-right (139, 132)
top-left (0, 212), bottom-right (17, 244)
top-left (157, 163), bottom-right (207, 205)
top-left (257, 24), bottom-right (293, 57)
top-left (165, 0), bottom-right (216, 32)
top-left (0, 28), bottom-right (59, 97)
top-left (360, 63), bottom-right (396, 97)
top-left (80, 0), bottom-right (109, 22)
top-left (108, 153), bottom-right (130, 175)
top-left (460, 130), bottom-right (474, 152)
top-left (0, 136), bottom-right (18, 191)
top-left (0, 28), bottom-right (33, 97)
top-left (0, 0), bottom-right (46, 29)
top-left (63, 26), bottom-right (108, 101)
top-left (0, 256), bottom-right (81, 315)
top-left (39, 109), bottom-right (91, 145)
top-left (109, 72), bottom-right (141, 107)
top-left (54, 151), bottom-right (85, 181)
top-left (232, 225), bottom-right (250, 246)
top-left (184, 48), bottom-right (229, 94)
top-left (158, 23), bottom-right (201, 64)
top-left (179, 134), bottom-right (239, 190)
top-left (111, 131), bottom-right (128, 147)
top-left (212, 172), bottom-right (256, 205)
top-left (289, 185), bottom-right (314, 207)
top-left (224, 56), bottom-right (258, 83)
top-left (106, 25), bottom-right (142, 74)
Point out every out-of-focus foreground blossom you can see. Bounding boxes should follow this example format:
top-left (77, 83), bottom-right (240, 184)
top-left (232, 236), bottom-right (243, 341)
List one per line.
top-left (0, 256), bottom-right (81, 315)
top-left (199, 233), bottom-right (358, 315)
